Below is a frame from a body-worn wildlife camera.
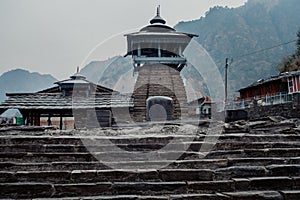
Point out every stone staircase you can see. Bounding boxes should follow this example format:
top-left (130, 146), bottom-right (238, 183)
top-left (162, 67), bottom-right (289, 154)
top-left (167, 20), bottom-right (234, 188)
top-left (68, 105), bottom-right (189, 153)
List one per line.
top-left (0, 121), bottom-right (300, 199)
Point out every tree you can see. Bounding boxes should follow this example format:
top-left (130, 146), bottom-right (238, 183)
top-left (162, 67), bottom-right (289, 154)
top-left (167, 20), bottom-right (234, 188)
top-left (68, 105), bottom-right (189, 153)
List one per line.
top-left (278, 29), bottom-right (300, 73)
top-left (297, 30), bottom-right (300, 56)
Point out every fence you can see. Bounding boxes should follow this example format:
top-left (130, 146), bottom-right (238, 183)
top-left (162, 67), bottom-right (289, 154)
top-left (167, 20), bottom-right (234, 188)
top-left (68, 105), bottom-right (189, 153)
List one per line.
top-left (226, 93), bottom-right (293, 110)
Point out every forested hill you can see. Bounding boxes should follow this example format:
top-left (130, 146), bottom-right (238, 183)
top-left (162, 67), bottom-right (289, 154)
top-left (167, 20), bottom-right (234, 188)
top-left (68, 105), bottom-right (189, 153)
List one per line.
top-left (0, 69), bottom-right (57, 103)
top-left (175, 0), bottom-right (300, 96)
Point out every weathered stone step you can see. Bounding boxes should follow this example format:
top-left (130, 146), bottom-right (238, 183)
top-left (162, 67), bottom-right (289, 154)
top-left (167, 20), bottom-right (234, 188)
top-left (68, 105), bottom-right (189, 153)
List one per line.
top-left (228, 157), bottom-right (300, 167)
top-left (0, 182), bottom-right (54, 198)
top-left (1, 148), bottom-right (299, 163)
top-left (0, 135), bottom-right (197, 145)
top-left (1, 134), bottom-right (300, 146)
top-left (206, 148), bottom-right (300, 159)
top-left (222, 191), bottom-right (284, 200)
top-left (38, 195), bottom-right (169, 200)
top-left (233, 177), bottom-right (296, 191)
top-left (0, 142), bottom-right (205, 153)
top-left (216, 142), bottom-right (300, 150)
top-left (0, 169), bottom-right (213, 184)
top-left (218, 134), bottom-right (300, 143)
top-left (0, 159), bottom-right (228, 171)
top-left (47, 179), bottom-right (300, 196)
top-left (2, 141), bottom-right (300, 154)
top-left (280, 190), bottom-right (300, 200)
top-left (214, 166), bottom-right (267, 180)
top-left (266, 164), bottom-right (300, 177)
top-left (0, 151), bottom-right (206, 162)
top-left (169, 193), bottom-right (230, 200)
top-left (0, 136), bottom-right (83, 145)
top-left (0, 152), bottom-right (96, 162)
top-left (30, 193), bottom-right (229, 200)
top-left (0, 182), bottom-right (182, 198)
top-left (1, 179), bottom-right (298, 198)
top-left (215, 165), bottom-right (300, 180)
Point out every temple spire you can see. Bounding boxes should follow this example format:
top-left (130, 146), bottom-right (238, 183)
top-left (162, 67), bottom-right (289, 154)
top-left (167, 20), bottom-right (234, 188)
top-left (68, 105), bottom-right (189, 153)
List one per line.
top-left (157, 5), bottom-right (160, 16)
top-left (150, 5), bottom-right (166, 24)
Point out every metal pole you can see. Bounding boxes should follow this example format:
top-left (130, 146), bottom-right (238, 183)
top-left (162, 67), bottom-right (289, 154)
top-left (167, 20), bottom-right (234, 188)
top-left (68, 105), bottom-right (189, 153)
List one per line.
top-left (225, 58), bottom-right (229, 106)
top-left (60, 113), bottom-right (63, 130)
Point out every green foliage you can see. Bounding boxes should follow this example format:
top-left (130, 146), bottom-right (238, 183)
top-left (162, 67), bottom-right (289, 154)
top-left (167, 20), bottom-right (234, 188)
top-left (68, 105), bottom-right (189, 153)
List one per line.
top-left (278, 30), bottom-right (300, 73)
top-left (297, 30), bottom-right (300, 56)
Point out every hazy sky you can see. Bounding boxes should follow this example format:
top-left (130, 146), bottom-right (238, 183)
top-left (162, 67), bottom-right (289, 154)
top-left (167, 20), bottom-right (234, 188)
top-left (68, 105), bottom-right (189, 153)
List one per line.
top-left (0, 0), bottom-right (247, 79)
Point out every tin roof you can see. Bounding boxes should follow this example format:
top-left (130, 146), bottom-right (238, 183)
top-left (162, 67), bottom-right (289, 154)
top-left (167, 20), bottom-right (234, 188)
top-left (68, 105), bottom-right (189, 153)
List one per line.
top-left (238, 70), bottom-right (300, 92)
top-left (0, 93), bottom-right (133, 110)
top-left (38, 73), bottom-right (114, 94)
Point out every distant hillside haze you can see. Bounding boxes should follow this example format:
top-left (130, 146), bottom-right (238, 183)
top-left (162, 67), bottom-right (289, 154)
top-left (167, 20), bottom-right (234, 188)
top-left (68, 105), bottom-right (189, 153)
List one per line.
top-left (80, 56), bottom-right (133, 90)
top-left (175, 0), bottom-right (300, 97)
top-left (79, 57), bottom-right (117, 84)
top-left (0, 69), bottom-right (57, 103)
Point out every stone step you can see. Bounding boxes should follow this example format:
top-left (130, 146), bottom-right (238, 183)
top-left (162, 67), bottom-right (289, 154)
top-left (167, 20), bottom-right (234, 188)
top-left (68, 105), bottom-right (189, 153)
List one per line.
top-left (0, 135), bottom-right (198, 145)
top-left (169, 193), bottom-right (230, 200)
top-left (1, 134), bottom-right (300, 146)
top-left (266, 164), bottom-right (300, 177)
top-left (0, 169), bottom-right (213, 184)
top-left (0, 141), bottom-right (300, 153)
top-left (0, 151), bottom-right (206, 162)
top-left (222, 191), bottom-right (284, 200)
top-left (218, 134), bottom-right (300, 143)
top-left (214, 166), bottom-right (267, 180)
top-left (2, 165), bottom-right (300, 184)
top-left (216, 142), bottom-right (300, 150)
top-left (0, 159), bottom-right (228, 171)
top-left (16, 193), bottom-right (231, 200)
top-left (206, 148), bottom-right (300, 159)
top-left (2, 141), bottom-right (300, 153)
top-left (0, 152), bottom-right (96, 162)
top-left (0, 181), bottom-right (227, 198)
top-left (38, 195), bottom-right (169, 200)
top-left (0, 142), bottom-right (209, 153)
top-left (280, 190), bottom-right (300, 200)
top-left (2, 157), bottom-right (299, 172)
top-left (228, 157), bottom-right (300, 167)
top-left (1, 179), bottom-right (297, 198)
top-left (1, 148), bottom-right (299, 163)
top-left (215, 164), bottom-right (300, 180)
top-left (234, 177), bottom-right (295, 191)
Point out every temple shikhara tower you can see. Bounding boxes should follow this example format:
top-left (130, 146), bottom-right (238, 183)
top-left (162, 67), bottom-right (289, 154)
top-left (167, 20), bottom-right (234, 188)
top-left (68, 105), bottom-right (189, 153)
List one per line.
top-left (125, 6), bottom-right (197, 122)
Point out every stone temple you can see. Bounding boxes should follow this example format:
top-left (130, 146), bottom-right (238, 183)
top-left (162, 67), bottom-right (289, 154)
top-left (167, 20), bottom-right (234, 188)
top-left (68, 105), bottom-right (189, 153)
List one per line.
top-left (125, 6), bottom-right (197, 122)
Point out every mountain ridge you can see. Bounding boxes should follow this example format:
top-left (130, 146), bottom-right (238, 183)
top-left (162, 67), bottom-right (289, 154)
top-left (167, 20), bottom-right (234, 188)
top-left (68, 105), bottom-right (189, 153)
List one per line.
top-left (175, 0), bottom-right (300, 97)
top-left (0, 69), bottom-right (57, 103)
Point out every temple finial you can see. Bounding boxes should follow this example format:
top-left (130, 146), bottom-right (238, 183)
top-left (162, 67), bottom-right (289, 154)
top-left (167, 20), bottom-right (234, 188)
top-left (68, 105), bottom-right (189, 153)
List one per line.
top-left (157, 5), bottom-right (160, 16)
top-left (150, 5), bottom-right (166, 24)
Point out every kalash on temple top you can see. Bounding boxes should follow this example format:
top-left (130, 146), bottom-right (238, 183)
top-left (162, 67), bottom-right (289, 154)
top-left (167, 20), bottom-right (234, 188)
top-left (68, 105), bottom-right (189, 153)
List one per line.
top-left (125, 6), bottom-right (198, 72)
